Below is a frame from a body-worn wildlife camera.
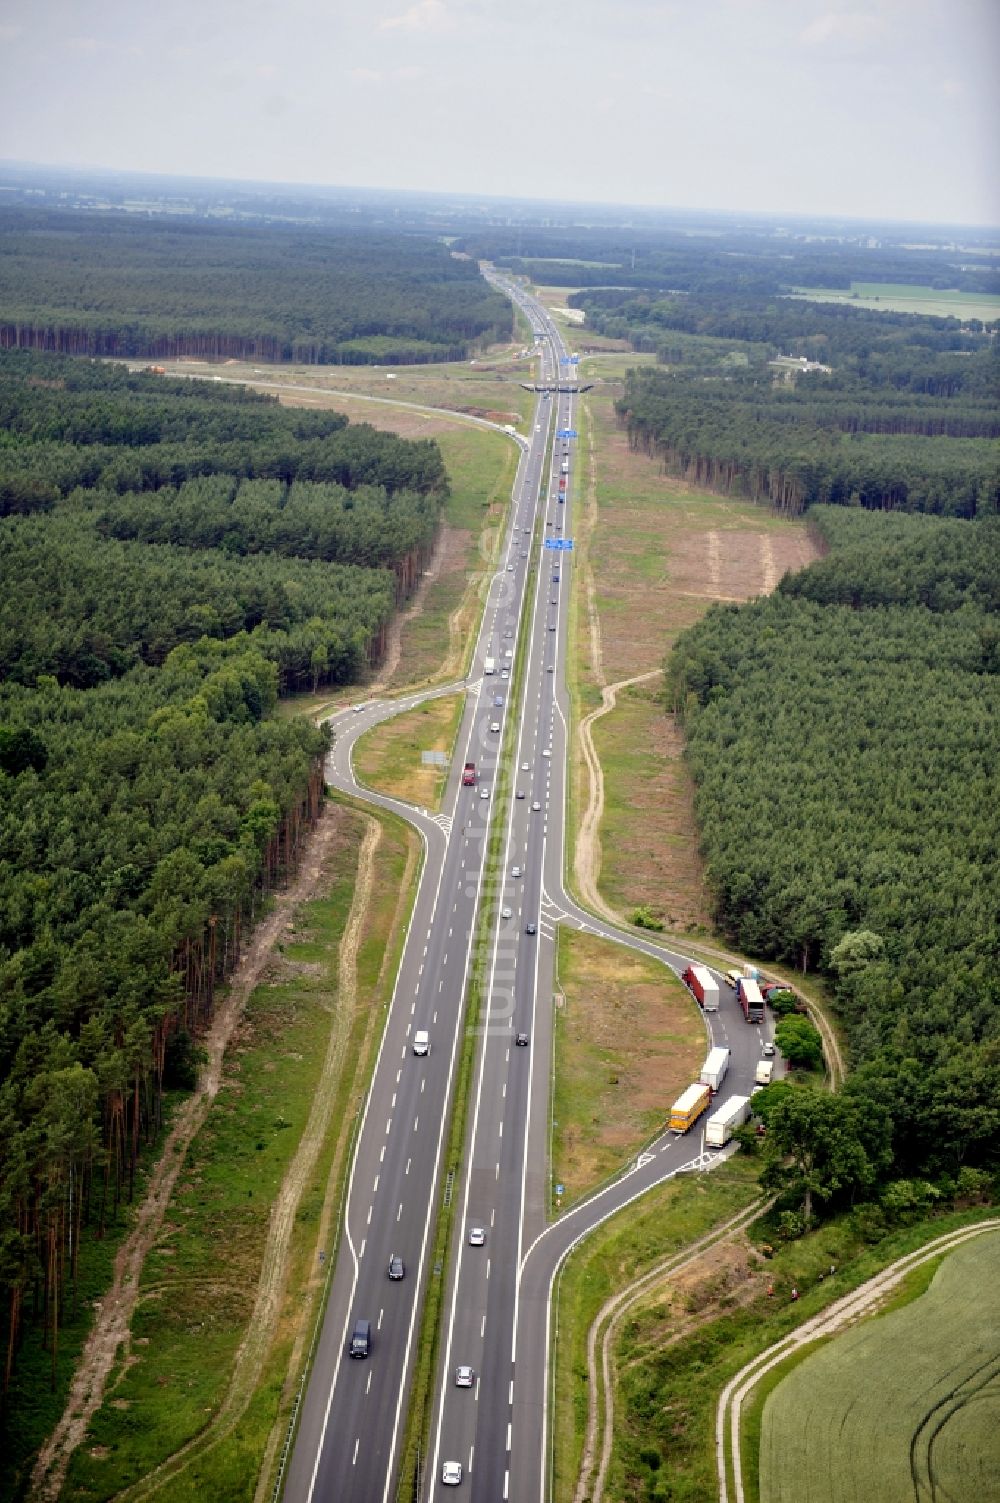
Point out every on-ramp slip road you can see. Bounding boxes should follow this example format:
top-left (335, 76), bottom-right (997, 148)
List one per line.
top-left (282, 278), bottom-right (773, 1503)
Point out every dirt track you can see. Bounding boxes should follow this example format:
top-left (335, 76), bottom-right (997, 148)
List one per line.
top-left (29, 807), bottom-right (356, 1502)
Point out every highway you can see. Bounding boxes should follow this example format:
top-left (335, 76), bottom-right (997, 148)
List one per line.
top-left (281, 276), bottom-right (771, 1503)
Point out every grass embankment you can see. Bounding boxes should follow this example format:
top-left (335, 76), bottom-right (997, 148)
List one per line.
top-left (551, 929), bottom-right (704, 1207)
top-left (551, 1161), bottom-right (762, 1503)
top-left (757, 1229), bottom-right (1000, 1503)
top-left (353, 692), bottom-right (465, 811)
top-left (386, 425), bottom-right (518, 689)
top-left (61, 800), bottom-right (419, 1503)
top-left (601, 1202), bottom-right (998, 1503)
top-left (567, 374), bottom-right (819, 934)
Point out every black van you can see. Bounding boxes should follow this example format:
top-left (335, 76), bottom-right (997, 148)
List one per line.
top-left (349, 1319), bottom-right (371, 1358)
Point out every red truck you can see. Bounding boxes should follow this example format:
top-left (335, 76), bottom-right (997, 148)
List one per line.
top-left (462, 762), bottom-right (477, 787)
top-left (682, 964), bottom-right (720, 1012)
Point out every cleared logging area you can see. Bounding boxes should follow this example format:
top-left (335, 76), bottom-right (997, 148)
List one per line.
top-left (759, 1230), bottom-right (1000, 1503)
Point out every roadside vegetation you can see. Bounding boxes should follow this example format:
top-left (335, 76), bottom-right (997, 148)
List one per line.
top-left (353, 692), bottom-right (465, 811)
top-left (551, 929), bottom-right (704, 1205)
top-left (51, 799), bottom-right (417, 1503)
top-left (563, 351), bottom-right (817, 934)
top-left (550, 1160), bottom-right (761, 1503)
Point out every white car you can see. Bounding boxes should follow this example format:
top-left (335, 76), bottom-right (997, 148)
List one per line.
top-left (542, 749), bottom-right (552, 758)
top-left (442, 1461), bottom-right (463, 1485)
top-left (490, 721), bottom-right (501, 733)
top-left (479, 787), bottom-right (490, 800)
top-left (501, 906), bottom-right (513, 919)
top-left (455, 1365), bottom-right (475, 1388)
top-left (531, 800), bottom-right (542, 811)
top-left (521, 761), bottom-right (530, 772)
top-left (511, 865), bottom-right (523, 877)
top-left (506, 564), bottom-right (515, 572)
top-left (468, 1226), bottom-right (486, 1246)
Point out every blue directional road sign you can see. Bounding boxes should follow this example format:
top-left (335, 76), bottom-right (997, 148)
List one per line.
top-left (559, 356), bottom-right (570, 365)
top-left (544, 538), bottom-right (574, 551)
top-left (556, 429), bottom-right (578, 439)
top-left (569, 355), bottom-right (579, 364)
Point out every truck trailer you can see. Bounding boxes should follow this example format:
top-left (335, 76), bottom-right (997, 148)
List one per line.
top-left (736, 977), bottom-right (765, 1023)
top-left (683, 964), bottom-right (720, 1012)
top-left (668, 1083), bottom-right (711, 1134)
top-left (705, 1095), bottom-right (751, 1148)
top-left (484, 656), bottom-right (496, 675)
top-left (700, 1046), bottom-right (730, 1093)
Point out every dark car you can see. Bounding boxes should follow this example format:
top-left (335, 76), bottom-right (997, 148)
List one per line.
top-left (387, 1253), bottom-right (405, 1280)
top-left (515, 1032), bottom-right (530, 1047)
top-left (525, 922), bottom-right (537, 935)
top-left (349, 1318), bottom-right (371, 1358)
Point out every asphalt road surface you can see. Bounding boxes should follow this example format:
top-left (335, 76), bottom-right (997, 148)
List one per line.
top-left (281, 277), bottom-right (772, 1503)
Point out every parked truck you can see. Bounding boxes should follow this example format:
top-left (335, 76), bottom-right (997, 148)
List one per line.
top-left (462, 762), bottom-right (477, 787)
top-left (700, 1046), bottom-right (730, 1093)
top-left (736, 976), bottom-right (765, 1023)
top-left (683, 964), bottom-right (720, 1012)
top-left (705, 1095), bottom-right (751, 1148)
top-left (754, 1058), bottom-right (774, 1086)
top-left (668, 1083), bottom-right (712, 1134)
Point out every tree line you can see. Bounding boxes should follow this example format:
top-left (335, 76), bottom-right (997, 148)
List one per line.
top-left (0, 349), bottom-right (451, 1407)
top-left (666, 508), bottom-right (1000, 1192)
top-left (0, 207), bottom-right (513, 365)
top-left (613, 305), bottom-right (992, 517)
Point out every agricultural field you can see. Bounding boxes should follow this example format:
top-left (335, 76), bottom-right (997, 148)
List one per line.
top-left (789, 281), bottom-right (1000, 321)
top-left (759, 1230), bottom-right (1000, 1503)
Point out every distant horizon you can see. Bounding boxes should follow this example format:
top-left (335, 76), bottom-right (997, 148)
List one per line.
top-left (2, 157), bottom-right (999, 237)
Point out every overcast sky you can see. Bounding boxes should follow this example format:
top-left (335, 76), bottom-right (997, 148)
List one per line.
top-left (1, 0), bottom-right (996, 226)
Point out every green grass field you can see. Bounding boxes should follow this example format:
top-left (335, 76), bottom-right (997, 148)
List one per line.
top-left (353, 692), bottom-right (465, 810)
top-left (790, 282), bottom-right (1000, 321)
top-left (759, 1230), bottom-right (1000, 1503)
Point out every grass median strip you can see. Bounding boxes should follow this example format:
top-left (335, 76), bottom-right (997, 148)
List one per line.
top-left (395, 524), bottom-right (541, 1500)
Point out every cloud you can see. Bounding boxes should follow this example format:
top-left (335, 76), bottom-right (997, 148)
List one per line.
top-left (800, 12), bottom-right (884, 48)
top-left (379, 0), bottom-right (448, 33)
top-left (350, 64), bottom-right (424, 84)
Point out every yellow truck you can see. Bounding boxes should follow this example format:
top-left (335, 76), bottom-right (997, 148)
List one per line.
top-left (669, 1082), bottom-right (712, 1134)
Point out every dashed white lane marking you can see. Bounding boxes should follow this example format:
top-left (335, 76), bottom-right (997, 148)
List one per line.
top-left (406, 1157), bottom-right (411, 1175)
top-left (367, 1205), bottom-right (372, 1225)
top-left (413, 1116), bottom-right (419, 1132)
top-left (374, 1175), bottom-right (380, 1192)
top-left (386, 1118), bottom-right (392, 1134)
top-left (397, 1202), bottom-right (403, 1221)
top-left (353, 1437), bottom-right (360, 1465)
